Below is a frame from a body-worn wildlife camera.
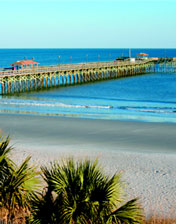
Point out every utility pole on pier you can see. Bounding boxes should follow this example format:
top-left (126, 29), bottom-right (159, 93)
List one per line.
top-left (98, 54), bottom-right (100, 66)
top-left (86, 54), bottom-right (88, 63)
top-left (58, 56), bottom-right (61, 67)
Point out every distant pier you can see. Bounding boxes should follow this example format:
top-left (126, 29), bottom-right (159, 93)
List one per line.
top-left (0, 59), bottom-right (176, 95)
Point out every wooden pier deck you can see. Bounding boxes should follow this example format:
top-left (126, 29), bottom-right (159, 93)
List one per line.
top-left (0, 59), bottom-right (175, 95)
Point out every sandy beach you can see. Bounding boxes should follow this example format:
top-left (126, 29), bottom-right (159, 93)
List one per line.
top-left (0, 114), bottom-right (176, 217)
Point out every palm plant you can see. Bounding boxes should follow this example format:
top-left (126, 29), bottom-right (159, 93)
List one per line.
top-left (0, 135), bottom-right (14, 179)
top-left (30, 159), bottom-right (144, 224)
top-left (29, 186), bottom-right (59, 224)
top-left (0, 135), bottom-right (40, 224)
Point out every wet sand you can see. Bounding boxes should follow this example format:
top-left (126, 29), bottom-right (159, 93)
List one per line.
top-left (0, 114), bottom-right (176, 217)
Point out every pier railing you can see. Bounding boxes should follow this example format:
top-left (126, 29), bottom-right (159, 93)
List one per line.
top-left (0, 60), bottom-right (152, 77)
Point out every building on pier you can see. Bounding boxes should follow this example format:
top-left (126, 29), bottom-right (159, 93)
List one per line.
top-left (137, 53), bottom-right (149, 60)
top-left (11, 60), bottom-right (39, 70)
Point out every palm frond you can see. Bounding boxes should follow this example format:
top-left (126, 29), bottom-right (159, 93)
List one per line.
top-left (0, 135), bottom-right (14, 177)
top-left (107, 198), bottom-right (144, 224)
top-left (29, 190), bottom-right (57, 224)
top-left (0, 154), bottom-right (40, 222)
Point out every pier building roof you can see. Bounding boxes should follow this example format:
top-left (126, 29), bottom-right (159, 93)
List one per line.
top-left (137, 53), bottom-right (148, 56)
top-left (11, 60), bottom-right (39, 66)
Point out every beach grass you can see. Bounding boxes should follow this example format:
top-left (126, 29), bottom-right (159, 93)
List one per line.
top-left (145, 217), bottom-right (176, 224)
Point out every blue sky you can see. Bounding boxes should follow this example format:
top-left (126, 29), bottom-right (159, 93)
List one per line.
top-left (0, 0), bottom-right (176, 48)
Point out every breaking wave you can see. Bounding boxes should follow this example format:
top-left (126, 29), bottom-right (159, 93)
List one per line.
top-left (0, 100), bottom-right (113, 109)
top-left (1, 100), bottom-right (176, 114)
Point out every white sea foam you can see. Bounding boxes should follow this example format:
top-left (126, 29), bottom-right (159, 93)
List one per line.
top-left (126, 107), bottom-right (176, 113)
top-left (1, 100), bottom-right (176, 114)
top-left (0, 100), bottom-right (112, 109)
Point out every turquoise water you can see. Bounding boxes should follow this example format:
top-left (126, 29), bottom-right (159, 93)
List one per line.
top-left (1, 73), bottom-right (176, 123)
top-left (0, 49), bottom-right (176, 123)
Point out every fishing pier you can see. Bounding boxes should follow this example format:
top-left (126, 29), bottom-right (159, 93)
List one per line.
top-left (0, 59), bottom-right (175, 95)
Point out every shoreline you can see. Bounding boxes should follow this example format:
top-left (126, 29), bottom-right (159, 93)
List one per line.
top-left (0, 114), bottom-right (176, 216)
top-left (1, 113), bottom-right (176, 153)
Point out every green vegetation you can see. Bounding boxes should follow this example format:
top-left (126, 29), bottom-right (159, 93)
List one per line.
top-left (0, 136), bottom-right (40, 224)
top-left (30, 160), bottom-right (143, 224)
top-left (0, 135), bottom-right (144, 223)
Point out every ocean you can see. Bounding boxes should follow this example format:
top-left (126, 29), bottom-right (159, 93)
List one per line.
top-left (0, 48), bottom-right (176, 123)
